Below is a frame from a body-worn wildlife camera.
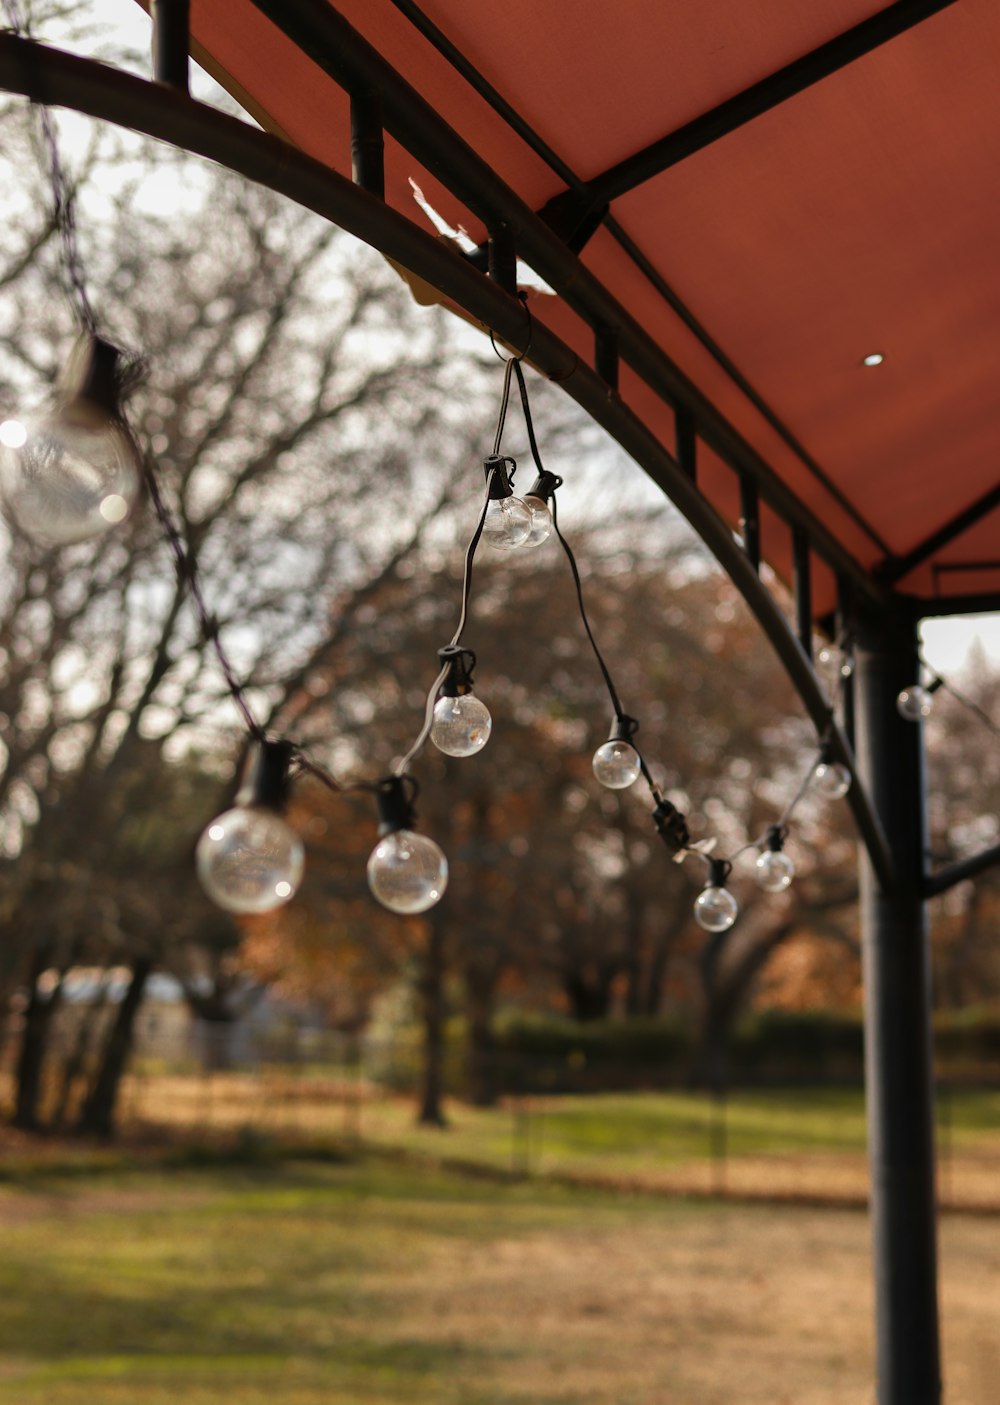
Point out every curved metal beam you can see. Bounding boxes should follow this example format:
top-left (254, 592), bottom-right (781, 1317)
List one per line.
top-left (0, 33), bottom-right (895, 889)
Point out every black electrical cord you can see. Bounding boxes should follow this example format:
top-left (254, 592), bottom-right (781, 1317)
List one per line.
top-left (919, 654), bottom-right (1000, 738)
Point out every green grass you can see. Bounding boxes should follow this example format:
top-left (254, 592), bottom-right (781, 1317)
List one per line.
top-left (355, 1085), bottom-right (1000, 1179)
top-left (0, 1154), bottom-right (998, 1404)
top-left (0, 1161), bottom-right (697, 1404)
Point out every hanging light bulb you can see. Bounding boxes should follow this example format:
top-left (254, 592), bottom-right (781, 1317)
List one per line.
top-left (521, 469), bottom-right (563, 548)
top-left (812, 743), bottom-right (851, 801)
top-left (592, 714), bottom-right (642, 790)
top-left (430, 645), bottom-right (492, 757)
top-left (694, 859), bottom-right (738, 933)
top-left (818, 640), bottom-right (855, 680)
top-left (367, 776), bottom-right (448, 914)
top-left (0, 334), bottom-right (142, 546)
top-left (481, 454), bottom-right (532, 550)
top-left (897, 677), bottom-right (942, 721)
top-left (197, 740), bottom-right (305, 914)
top-left (755, 824), bottom-right (795, 893)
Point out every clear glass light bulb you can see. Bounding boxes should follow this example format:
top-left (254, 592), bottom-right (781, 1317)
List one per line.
top-left (897, 685), bottom-right (933, 721)
top-left (0, 403), bottom-right (140, 546)
top-left (813, 761), bottom-right (851, 800)
top-left (522, 493), bottom-right (553, 547)
top-left (431, 693), bottom-right (492, 757)
top-left (694, 885), bottom-right (739, 933)
top-left (196, 806), bottom-right (304, 914)
top-left (367, 830), bottom-right (448, 914)
top-left (592, 740), bottom-right (642, 790)
top-left (755, 849), bottom-right (795, 893)
top-left (482, 495), bottom-right (532, 550)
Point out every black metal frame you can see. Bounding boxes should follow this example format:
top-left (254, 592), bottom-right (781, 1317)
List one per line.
top-left (1, 13), bottom-right (998, 1404)
top-left (543, 0), bottom-right (960, 205)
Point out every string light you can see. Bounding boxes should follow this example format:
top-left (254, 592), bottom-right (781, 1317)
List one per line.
top-left (592, 714), bottom-right (643, 790)
top-left (694, 859), bottom-right (739, 933)
top-left (430, 646), bottom-right (492, 757)
top-left (196, 741), bottom-right (304, 913)
top-left (521, 468), bottom-right (562, 547)
top-left (481, 453), bottom-right (532, 549)
top-left (0, 334), bottom-right (143, 546)
top-left (755, 824), bottom-right (795, 892)
top-left (897, 677), bottom-right (942, 722)
top-left (366, 776), bottom-right (448, 914)
top-left (813, 741), bottom-right (852, 801)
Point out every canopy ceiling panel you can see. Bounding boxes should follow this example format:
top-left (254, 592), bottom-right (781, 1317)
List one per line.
top-left (182, 0), bottom-right (1000, 617)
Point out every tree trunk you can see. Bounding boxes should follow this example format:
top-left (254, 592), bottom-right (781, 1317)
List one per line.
top-left (623, 894), bottom-right (645, 1017)
top-left (465, 965), bottom-right (499, 1108)
top-left (77, 956), bottom-right (152, 1139)
top-left (52, 980), bottom-right (111, 1130)
top-left (417, 913), bottom-right (448, 1127)
top-left (13, 943), bottom-right (59, 1131)
top-left (563, 970), bottom-right (614, 1022)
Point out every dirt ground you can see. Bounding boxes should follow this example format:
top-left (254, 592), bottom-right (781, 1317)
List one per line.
top-left (375, 1203), bottom-right (1000, 1404)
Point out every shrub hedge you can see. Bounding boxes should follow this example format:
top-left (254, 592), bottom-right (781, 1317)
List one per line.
top-left (487, 1007), bottom-right (1000, 1090)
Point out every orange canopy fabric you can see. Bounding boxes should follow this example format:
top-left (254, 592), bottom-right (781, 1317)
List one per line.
top-left (184, 0), bottom-right (1000, 616)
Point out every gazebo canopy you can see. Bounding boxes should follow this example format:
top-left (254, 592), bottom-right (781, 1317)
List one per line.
top-left (182, 0), bottom-right (1000, 620)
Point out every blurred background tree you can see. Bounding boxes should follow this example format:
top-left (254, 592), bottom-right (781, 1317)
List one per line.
top-left (0, 5), bottom-right (996, 1139)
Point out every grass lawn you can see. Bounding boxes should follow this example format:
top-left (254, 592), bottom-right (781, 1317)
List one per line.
top-left (132, 1077), bottom-right (1000, 1208)
top-left (0, 1156), bottom-right (998, 1404)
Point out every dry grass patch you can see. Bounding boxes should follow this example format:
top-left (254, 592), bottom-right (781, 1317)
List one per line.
top-left (0, 1160), bottom-right (996, 1403)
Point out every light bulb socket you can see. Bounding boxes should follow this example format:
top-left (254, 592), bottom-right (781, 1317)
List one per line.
top-left (652, 797), bottom-right (690, 855)
top-left (61, 334), bottom-right (128, 420)
top-left (705, 858), bottom-right (732, 890)
top-left (240, 739), bottom-right (295, 812)
top-left (375, 775), bottom-right (417, 837)
top-left (607, 713), bottom-right (639, 744)
top-left (524, 470), bottom-right (563, 505)
top-left (764, 824), bottom-right (787, 853)
top-left (484, 454), bottom-right (516, 500)
top-left (437, 645), bottom-right (476, 697)
top-left (818, 739), bottom-right (848, 769)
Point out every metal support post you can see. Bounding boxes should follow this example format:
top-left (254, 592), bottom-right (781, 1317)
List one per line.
top-left (150, 0), bottom-right (190, 93)
top-left (595, 327), bottom-right (619, 390)
top-left (853, 604), bottom-right (941, 1405)
top-left (739, 472), bottom-right (760, 572)
top-left (350, 88), bottom-right (384, 197)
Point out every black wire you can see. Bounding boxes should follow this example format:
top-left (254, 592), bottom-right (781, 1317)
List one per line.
top-left (549, 496), bottom-right (627, 721)
top-left (4, 1), bottom-right (98, 333)
top-left (492, 357), bottom-right (516, 457)
top-left (920, 658), bottom-right (1000, 739)
top-left (511, 359), bottom-right (546, 479)
top-left (489, 290), bottom-right (533, 364)
top-left (291, 752), bottom-right (377, 798)
top-left (513, 360), bottom-right (669, 808)
top-left (394, 473), bottom-right (494, 775)
top-left (141, 457), bottom-right (265, 743)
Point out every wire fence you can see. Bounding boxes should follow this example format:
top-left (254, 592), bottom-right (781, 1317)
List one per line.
top-left (103, 1026), bottom-right (1000, 1213)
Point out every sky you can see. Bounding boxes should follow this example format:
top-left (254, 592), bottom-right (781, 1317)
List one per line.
top-left (21, 1), bottom-right (1000, 682)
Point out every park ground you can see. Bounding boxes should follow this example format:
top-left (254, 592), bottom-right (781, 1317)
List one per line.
top-left (0, 1087), bottom-right (998, 1403)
